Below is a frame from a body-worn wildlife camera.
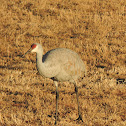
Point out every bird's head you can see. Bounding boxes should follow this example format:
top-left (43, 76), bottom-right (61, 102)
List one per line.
top-left (31, 43), bottom-right (38, 52)
top-left (22, 43), bottom-right (43, 57)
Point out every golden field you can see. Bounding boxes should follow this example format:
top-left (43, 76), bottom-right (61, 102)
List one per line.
top-left (0, 0), bottom-right (126, 125)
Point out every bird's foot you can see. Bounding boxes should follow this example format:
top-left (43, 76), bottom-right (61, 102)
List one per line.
top-left (76, 115), bottom-right (83, 122)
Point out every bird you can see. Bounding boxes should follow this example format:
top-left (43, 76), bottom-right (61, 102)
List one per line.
top-left (22, 43), bottom-right (86, 125)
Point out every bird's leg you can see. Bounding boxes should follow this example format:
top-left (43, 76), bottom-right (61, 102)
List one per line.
top-left (74, 81), bottom-right (83, 122)
top-left (54, 81), bottom-right (59, 125)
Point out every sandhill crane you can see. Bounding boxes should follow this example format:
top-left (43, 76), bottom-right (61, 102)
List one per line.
top-left (23, 43), bottom-right (86, 125)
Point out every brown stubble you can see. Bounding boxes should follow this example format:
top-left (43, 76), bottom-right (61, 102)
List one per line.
top-left (0, 0), bottom-right (126, 125)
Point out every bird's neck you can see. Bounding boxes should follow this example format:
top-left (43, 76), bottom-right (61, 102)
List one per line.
top-left (36, 50), bottom-right (45, 75)
top-left (36, 51), bottom-right (52, 78)
top-left (36, 51), bottom-right (43, 64)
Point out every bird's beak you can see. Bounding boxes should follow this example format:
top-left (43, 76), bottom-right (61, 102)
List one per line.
top-left (22, 48), bottom-right (32, 57)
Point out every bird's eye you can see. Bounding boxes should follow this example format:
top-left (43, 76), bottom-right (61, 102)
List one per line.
top-left (31, 44), bottom-right (37, 49)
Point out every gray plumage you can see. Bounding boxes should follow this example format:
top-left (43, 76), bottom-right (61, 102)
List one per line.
top-left (23, 43), bottom-right (86, 125)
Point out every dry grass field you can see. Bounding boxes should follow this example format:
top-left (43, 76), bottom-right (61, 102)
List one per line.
top-left (0, 0), bottom-right (126, 125)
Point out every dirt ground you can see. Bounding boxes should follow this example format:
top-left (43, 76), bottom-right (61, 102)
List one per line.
top-left (0, 0), bottom-right (126, 126)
